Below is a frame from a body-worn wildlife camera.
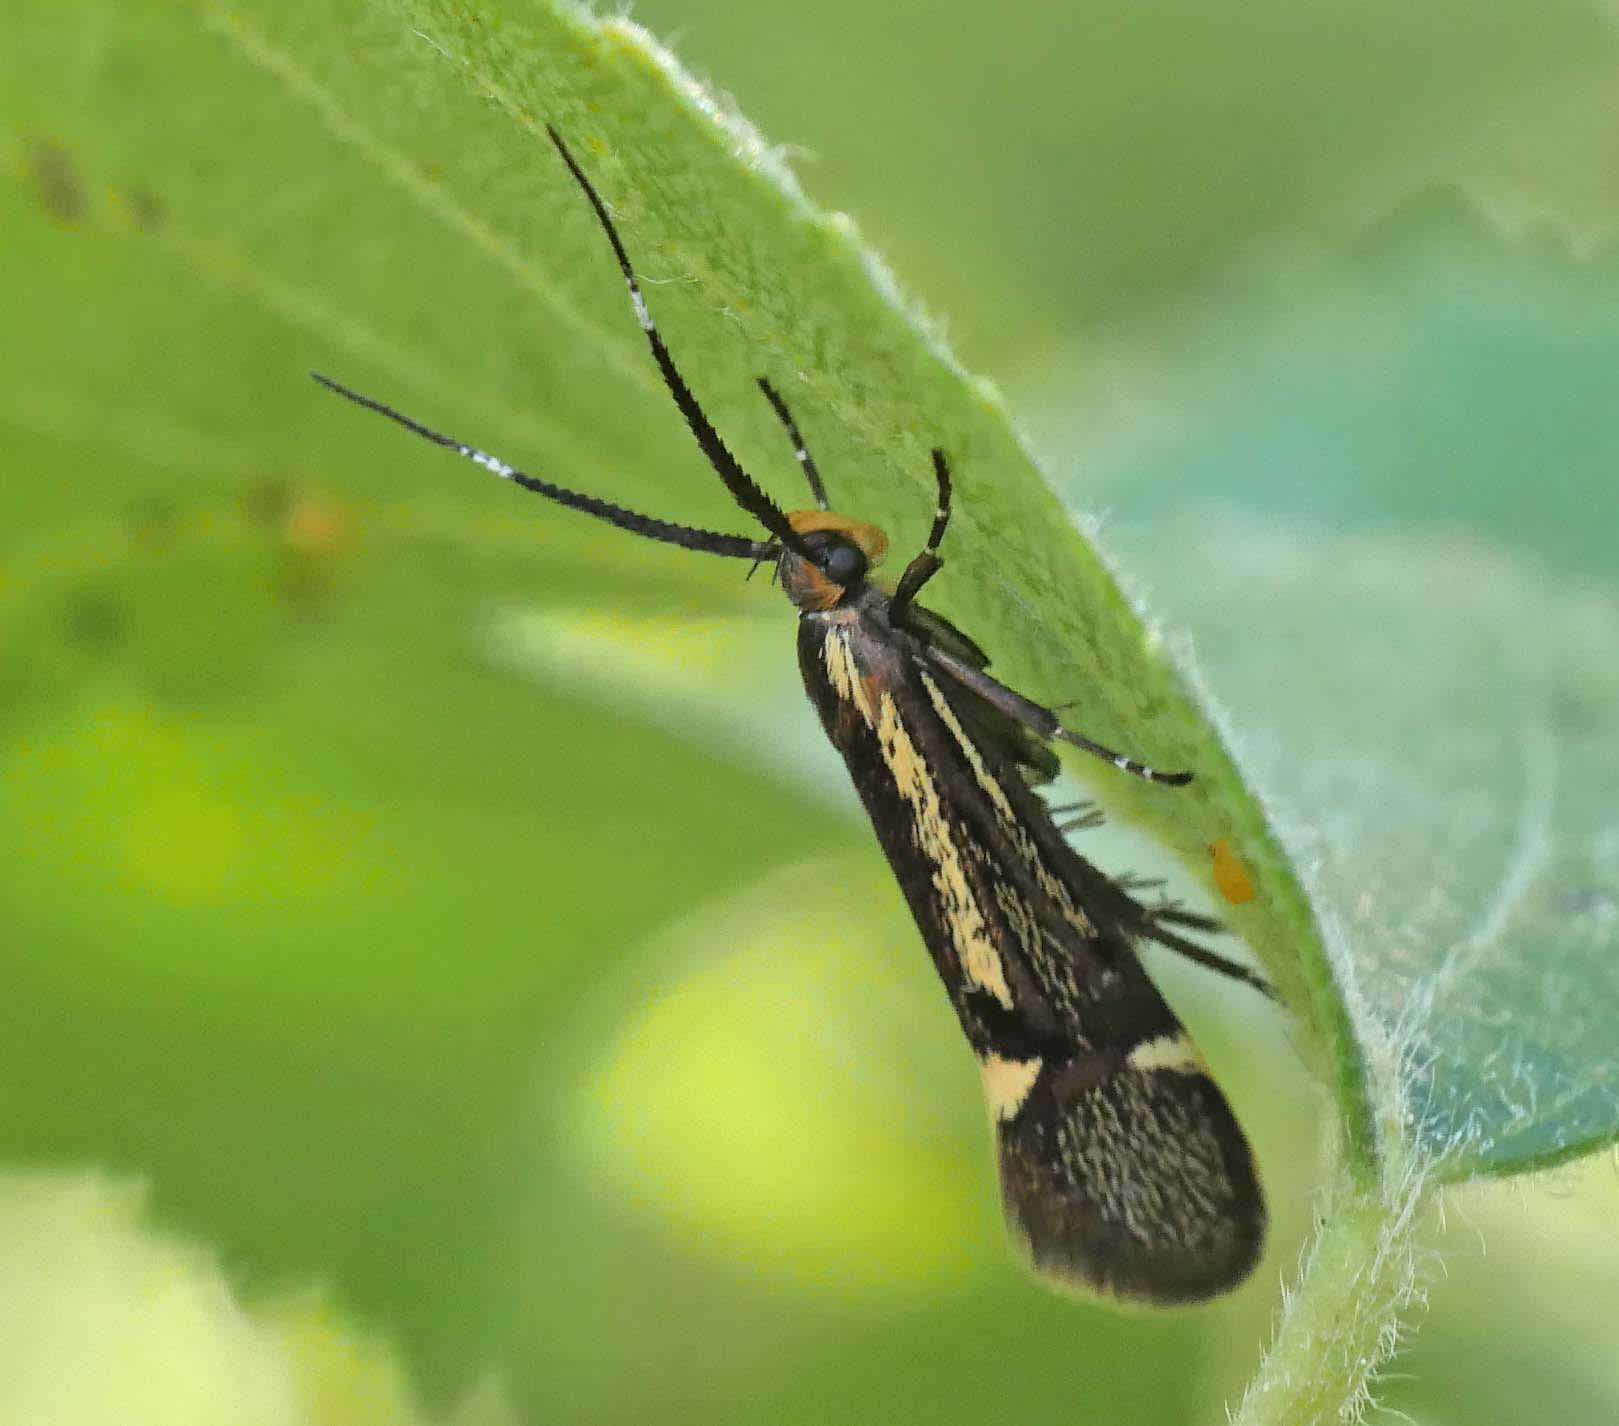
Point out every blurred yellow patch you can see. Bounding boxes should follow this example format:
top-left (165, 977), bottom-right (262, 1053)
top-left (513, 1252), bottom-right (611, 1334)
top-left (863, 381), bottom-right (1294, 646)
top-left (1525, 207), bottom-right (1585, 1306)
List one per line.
top-left (574, 860), bottom-right (983, 1297)
top-left (0, 1170), bottom-right (517, 1426)
top-left (281, 495), bottom-right (352, 555)
top-left (494, 606), bottom-right (780, 694)
top-left (3, 702), bottom-right (387, 908)
top-left (488, 606), bottom-right (845, 802)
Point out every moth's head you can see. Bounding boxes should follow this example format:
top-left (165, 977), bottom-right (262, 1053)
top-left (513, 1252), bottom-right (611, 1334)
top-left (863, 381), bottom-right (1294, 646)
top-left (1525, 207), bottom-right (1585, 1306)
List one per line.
top-left (778, 510), bottom-right (889, 611)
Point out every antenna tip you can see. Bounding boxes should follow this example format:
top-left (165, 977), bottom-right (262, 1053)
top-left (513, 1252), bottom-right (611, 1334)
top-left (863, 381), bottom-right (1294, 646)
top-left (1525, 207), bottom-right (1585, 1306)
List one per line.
top-left (310, 371), bottom-right (358, 404)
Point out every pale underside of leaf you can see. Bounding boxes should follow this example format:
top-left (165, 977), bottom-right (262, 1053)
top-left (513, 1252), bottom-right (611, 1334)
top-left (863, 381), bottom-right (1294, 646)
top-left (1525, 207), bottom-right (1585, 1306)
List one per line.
top-left (1138, 516), bottom-right (1619, 1179)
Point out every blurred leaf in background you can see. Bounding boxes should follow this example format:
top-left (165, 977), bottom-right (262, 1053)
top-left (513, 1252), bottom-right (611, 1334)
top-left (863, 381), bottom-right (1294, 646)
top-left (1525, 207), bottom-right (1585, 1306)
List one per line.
top-left (4, 1), bottom-right (1618, 1425)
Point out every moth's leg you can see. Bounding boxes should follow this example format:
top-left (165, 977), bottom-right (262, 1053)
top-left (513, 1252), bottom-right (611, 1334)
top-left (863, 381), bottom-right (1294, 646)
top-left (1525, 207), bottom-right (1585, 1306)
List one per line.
top-left (924, 645), bottom-right (1193, 786)
top-left (1137, 918), bottom-right (1274, 999)
top-left (890, 448), bottom-right (952, 627)
top-left (756, 378), bottom-right (829, 509)
top-left (1147, 904), bottom-right (1225, 934)
top-left (1050, 799), bottom-right (1106, 833)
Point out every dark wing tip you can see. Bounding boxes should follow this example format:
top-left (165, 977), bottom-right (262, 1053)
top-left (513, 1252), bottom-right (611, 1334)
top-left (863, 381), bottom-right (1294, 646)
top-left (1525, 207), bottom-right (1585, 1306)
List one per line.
top-left (993, 1048), bottom-right (1265, 1305)
top-left (1010, 1193), bottom-right (1266, 1307)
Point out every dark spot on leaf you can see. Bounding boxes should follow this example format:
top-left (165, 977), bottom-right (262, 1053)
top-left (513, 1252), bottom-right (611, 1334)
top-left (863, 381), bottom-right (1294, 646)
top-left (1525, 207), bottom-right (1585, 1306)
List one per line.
top-left (273, 552), bottom-right (330, 611)
top-left (26, 140), bottom-right (85, 225)
top-left (1550, 683), bottom-right (1615, 736)
top-left (127, 497), bottom-right (179, 551)
top-left (124, 187), bottom-right (164, 232)
top-left (1554, 887), bottom-right (1618, 923)
top-left (243, 480), bottom-right (293, 527)
top-left (63, 589), bottom-right (125, 650)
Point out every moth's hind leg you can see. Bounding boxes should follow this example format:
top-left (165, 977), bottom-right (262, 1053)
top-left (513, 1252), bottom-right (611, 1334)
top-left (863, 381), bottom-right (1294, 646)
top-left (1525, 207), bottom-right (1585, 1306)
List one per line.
top-left (1138, 915), bottom-right (1273, 1000)
top-left (924, 644), bottom-right (1195, 787)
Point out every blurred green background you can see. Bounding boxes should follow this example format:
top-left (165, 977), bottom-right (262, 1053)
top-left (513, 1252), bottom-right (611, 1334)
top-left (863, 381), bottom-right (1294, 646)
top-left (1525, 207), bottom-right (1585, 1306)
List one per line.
top-left (4, 2), bottom-right (1618, 1424)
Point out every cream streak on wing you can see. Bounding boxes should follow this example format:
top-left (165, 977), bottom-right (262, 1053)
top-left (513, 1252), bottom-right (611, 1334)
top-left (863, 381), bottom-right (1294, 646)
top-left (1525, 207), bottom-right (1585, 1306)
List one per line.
top-left (822, 628), bottom-right (878, 728)
top-left (920, 672), bottom-right (1017, 823)
top-left (1127, 1034), bottom-right (1208, 1075)
top-left (980, 1053), bottom-right (1043, 1120)
top-left (920, 673), bottom-right (1094, 939)
top-left (874, 690), bottom-right (1014, 1011)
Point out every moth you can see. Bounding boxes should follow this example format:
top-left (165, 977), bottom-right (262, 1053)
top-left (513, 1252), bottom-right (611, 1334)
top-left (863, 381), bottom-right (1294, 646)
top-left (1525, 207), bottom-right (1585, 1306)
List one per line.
top-left (315, 127), bottom-right (1268, 1303)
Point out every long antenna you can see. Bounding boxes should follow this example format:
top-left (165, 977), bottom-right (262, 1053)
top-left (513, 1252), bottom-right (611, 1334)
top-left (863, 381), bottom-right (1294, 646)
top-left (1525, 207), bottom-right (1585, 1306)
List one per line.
top-left (756, 377), bottom-right (830, 509)
top-left (546, 126), bottom-right (811, 558)
top-left (311, 373), bottom-right (773, 561)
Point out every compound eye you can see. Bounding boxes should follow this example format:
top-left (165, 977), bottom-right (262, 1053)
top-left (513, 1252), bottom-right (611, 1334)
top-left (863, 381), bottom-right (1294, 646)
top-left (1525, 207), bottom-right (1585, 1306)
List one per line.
top-left (821, 539), bottom-right (867, 585)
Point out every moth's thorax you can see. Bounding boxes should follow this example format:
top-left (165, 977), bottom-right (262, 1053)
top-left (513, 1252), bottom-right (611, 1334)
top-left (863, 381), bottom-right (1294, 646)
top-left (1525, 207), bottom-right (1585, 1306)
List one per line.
top-left (778, 509), bottom-right (890, 613)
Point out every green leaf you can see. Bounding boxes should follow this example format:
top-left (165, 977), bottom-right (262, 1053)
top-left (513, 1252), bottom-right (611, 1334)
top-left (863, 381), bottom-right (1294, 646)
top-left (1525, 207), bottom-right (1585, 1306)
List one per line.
top-left (16, 0), bottom-right (1619, 1418)
top-left (1041, 194), bottom-right (1619, 1181)
top-left (1139, 520), bottom-right (1619, 1184)
top-left (1, 0), bottom-right (1382, 1417)
top-left (3, 0), bottom-right (1357, 1137)
top-left (1013, 187), bottom-right (1619, 1423)
top-left (1123, 512), bottom-right (1619, 1426)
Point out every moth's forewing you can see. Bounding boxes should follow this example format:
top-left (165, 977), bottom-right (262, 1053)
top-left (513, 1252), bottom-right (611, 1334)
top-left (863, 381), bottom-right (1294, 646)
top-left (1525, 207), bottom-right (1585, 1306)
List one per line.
top-left (797, 604), bottom-right (1264, 1302)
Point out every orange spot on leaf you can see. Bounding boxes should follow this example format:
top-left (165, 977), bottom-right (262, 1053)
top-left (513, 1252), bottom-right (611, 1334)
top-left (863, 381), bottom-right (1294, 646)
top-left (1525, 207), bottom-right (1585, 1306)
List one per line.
top-left (1210, 838), bottom-right (1256, 905)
